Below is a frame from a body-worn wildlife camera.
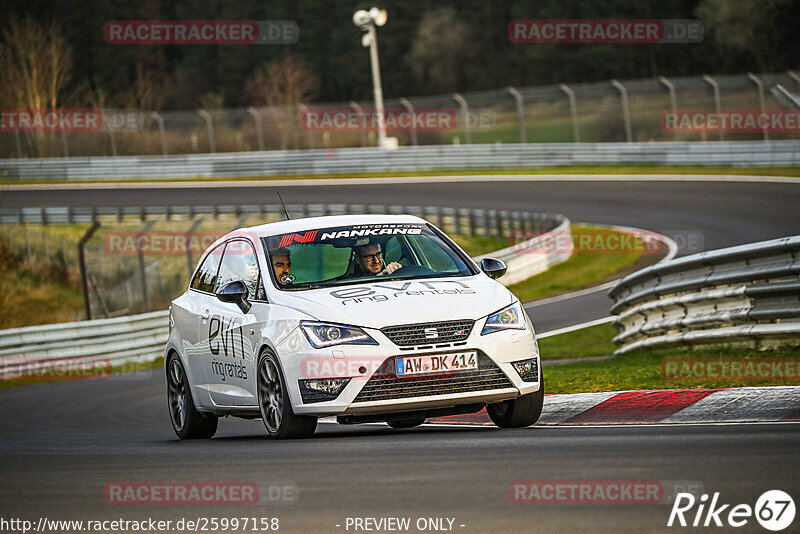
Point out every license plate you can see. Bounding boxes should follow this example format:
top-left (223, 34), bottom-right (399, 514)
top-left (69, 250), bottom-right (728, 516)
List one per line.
top-left (395, 351), bottom-right (478, 377)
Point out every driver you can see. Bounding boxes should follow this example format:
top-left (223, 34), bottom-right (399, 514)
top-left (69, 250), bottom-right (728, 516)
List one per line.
top-left (352, 243), bottom-right (402, 276)
top-left (271, 247), bottom-right (294, 286)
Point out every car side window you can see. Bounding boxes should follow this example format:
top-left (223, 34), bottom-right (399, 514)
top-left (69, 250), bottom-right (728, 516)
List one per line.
top-left (190, 243), bottom-right (225, 293)
top-left (214, 239), bottom-right (264, 300)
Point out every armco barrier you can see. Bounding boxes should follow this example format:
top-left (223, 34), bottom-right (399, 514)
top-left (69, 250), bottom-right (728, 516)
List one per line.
top-left (0, 213), bottom-right (572, 372)
top-left (609, 236), bottom-right (800, 354)
top-left (0, 310), bottom-right (168, 379)
top-left (1, 141), bottom-right (799, 181)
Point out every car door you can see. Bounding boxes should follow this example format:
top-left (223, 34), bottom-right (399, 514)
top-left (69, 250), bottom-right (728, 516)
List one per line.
top-left (173, 241), bottom-right (225, 404)
top-left (202, 238), bottom-right (265, 407)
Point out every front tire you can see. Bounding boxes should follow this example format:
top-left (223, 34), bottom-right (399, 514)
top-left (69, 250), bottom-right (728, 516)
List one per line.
top-left (487, 371), bottom-right (544, 428)
top-left (166, 354), bottom-right (218, 439)
top-left (257, 348), bottom-right (317, 439)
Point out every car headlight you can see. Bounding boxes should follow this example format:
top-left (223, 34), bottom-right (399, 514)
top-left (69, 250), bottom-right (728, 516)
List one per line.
top-left (481, 302), bottom-right (527, 335)
top-left (300, 321), bottom-right (378, 348)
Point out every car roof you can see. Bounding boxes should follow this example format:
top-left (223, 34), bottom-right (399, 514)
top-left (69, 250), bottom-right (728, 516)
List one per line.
top-left (236, 214), bottom-right (430, 239)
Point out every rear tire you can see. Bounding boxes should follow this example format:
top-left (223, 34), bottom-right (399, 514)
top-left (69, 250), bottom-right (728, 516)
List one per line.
top-left (387, 416), bottom-right (426, 429)
top-left (487, 371), bottom-right (544, 428)
top-left (166, 354), bottom-right (218, 439)
top-left (257, 348), bottom-right (317, 439)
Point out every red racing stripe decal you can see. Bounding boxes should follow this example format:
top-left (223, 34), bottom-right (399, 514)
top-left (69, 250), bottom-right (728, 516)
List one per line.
top-left (564, 389), bottom-right (719, 424)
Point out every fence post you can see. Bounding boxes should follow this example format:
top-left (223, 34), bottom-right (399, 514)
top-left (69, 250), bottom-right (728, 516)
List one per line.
top-left (185, 218), bottom-right (205, 275)
top-left (78, 221), bottom-right (101, 320)
top-left (149, 112), bottom-right (168, 155)
top-left (453, 93), bottom-right (471, 144)
top-left (137, 220), bottom-right (157, 313)
top-left (107, 109), bottom-right (118, 156)
top-left (559, 84), bottom-right (580, 142)
top-left (659, 76), bottom-right (678, 140)
top-left (399, 98), bottom-right (418, 146)
top-left (789, 71), bottom-right (800, 91)
top-left (610, 79), bottom-right (632, 143)
top-left (506, 87), bottom-right (526, 143)
top-left (13, 130), bottom-right (23, 158)
top-left (297, 104), bottom-right (314, 149)
top-left (349, 101), bottom-right (369, 147)
top-left (60, 131), bottom-right (70, 157)
top-left (198, 109), bottom-right (216, 153)
top-left (747, 73), bottom-right (769, 141)
top-left (246, 107), bottom-right (265, 151)
top-left (702, 74), bottom-right (725, 141)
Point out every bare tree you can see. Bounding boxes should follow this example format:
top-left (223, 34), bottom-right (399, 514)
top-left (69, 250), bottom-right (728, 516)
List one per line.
top-left (1, 17), bottom-right (73, 156)
top-left (246, 54), bottom-right (318, 149)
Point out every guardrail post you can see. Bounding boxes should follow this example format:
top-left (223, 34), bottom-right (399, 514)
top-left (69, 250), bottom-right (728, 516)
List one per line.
top-left (399, 98), bottom-right (417, 146)
top-left (453, 93), bottom-right (471, 144)
top-left (610, 79), bottom-right (633, 143)
top-left (747, 73), bottom-right (769, 141)
top-left (78, 221), bottom-right (101, 320)
top-left (702, 74), bottom-right (725, 141)
top-left (246, 107), bottom-right (265, 151)
top-left (349, 101), bottom-right (369, 147)
top-left (150, 112), bottom-right (168, 155)
top-left (137, 220), bottom-right (157, 313)
top-left (198, 109), bottom-right (216, 153)
top-left (559, 84), bottom-right (580, 142)
top-left (468, 210), bottom-right (476, 236)
top-left (507, 87), bottom-right (526, 143)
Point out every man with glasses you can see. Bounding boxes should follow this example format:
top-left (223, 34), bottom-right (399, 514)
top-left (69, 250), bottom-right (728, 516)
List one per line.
top-left (352, 243), bottom-right (403, 276)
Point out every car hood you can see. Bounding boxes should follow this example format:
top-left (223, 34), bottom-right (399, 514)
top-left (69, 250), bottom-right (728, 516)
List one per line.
top-left (269, 274), bottom-right (514, 329)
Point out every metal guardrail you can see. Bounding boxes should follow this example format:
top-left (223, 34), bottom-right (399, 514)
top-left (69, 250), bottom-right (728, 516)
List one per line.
top-left (0, 311), bottom-right (168, 379)
top-left (609, 236), bottom-right (800, 354)
top-left (1, 141), bottom-right (799, 181)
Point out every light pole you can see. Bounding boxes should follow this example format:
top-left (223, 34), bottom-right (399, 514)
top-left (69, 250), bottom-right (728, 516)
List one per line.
top-left (353, 8), bottom-right (388, 148)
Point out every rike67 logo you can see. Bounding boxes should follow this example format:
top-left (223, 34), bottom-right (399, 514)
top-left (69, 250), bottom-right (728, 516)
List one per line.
top-left (668, 490), bottom-right (795, 531)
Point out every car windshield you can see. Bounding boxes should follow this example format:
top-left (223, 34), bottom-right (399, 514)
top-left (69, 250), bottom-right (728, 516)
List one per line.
top-left (262, 223), bottom-right (475, 290)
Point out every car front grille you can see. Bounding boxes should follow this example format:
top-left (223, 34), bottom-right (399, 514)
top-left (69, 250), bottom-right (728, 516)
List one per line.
top-left (381, 320), bottom-right (475, 346)
top-left (352, 352), bottom-right (514, 403)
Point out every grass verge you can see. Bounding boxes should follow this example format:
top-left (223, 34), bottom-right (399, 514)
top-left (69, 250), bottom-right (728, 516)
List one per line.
top-left (0, 356), bottom-right (164, 389)
top-left (508, 225), bottom-right (654, 302)
top-left (538, 322), bottom-right (618, 360)
top-left (545, 345), bottom-right (800, 394)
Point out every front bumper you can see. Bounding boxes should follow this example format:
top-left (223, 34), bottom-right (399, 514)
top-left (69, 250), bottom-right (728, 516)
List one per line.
top-left (277, 321), bottom-right (541, 416)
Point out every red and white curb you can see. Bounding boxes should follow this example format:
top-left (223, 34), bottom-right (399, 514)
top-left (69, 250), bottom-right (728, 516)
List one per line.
top-left (428, 387), bottom-right (800, 426)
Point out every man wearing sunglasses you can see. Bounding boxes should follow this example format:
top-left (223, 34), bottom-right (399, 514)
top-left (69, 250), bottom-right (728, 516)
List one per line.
top-left (352, 243), bottom-right (403, 276)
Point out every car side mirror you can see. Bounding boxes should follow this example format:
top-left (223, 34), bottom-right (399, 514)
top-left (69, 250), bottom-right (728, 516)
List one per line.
top-left (217, 280), bottom-right (252, 313)
top-left (480, 257), bottom-right (507, 280)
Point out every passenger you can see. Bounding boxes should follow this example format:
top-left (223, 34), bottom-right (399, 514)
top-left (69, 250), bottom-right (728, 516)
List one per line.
top-left (352, 243), bottom-right (402, 276)
top-left (271, 247), bottom-right (294, 286)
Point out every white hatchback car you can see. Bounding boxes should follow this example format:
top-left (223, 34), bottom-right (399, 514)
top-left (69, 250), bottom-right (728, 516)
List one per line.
top-left (165, 214), bottom-right (543, 439)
